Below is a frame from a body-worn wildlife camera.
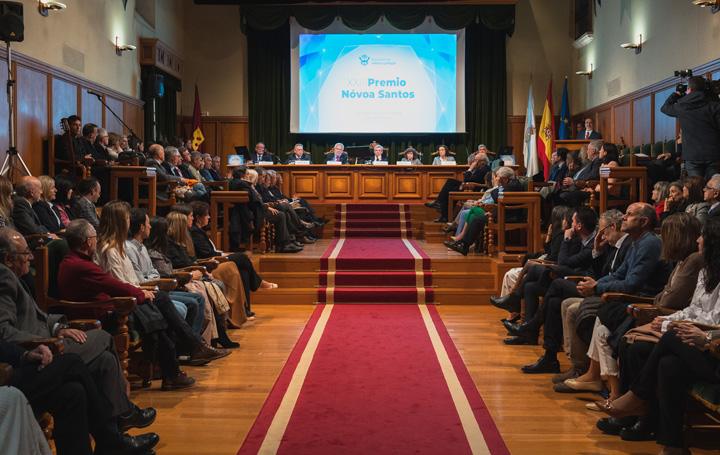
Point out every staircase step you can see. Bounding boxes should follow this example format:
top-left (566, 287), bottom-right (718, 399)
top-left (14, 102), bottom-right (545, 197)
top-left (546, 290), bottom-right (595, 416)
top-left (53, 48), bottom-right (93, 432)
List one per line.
top-left (319, 271), bottom-right (431, 287)
top-left (335, 211), bottom-right (410, 220)
top-left (336, 203), bottom-right (410, 212)
top-left (333, 228), bottom-right (412, 239)
top-left (318, 287), bottom-right (434, 303)
top-left (336, 220), bottom-right (412, 229)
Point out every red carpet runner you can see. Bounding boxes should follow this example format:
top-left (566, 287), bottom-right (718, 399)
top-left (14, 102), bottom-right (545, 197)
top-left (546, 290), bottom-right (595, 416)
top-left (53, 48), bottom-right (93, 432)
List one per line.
top-left (318, 239), bottom-right (433, 304)
top-left (236, 304), bottom-right (509, 455)
top-left (333, 203), bottom-right (412, 239)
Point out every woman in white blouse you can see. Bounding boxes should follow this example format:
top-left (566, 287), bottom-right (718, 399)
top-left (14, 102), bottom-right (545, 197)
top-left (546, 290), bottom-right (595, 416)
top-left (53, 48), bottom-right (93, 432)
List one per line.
top-left (432, 145), bottom-right (455, 165)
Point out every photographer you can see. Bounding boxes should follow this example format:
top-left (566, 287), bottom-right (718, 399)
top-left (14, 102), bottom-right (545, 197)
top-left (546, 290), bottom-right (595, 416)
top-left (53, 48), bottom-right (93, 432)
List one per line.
top-left (661, 76), bottom-right (720, 180)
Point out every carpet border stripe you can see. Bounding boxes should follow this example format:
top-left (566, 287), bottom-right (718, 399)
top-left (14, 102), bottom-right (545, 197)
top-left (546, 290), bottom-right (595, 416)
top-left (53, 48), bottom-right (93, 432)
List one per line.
top-left (257, 304), bottom-right (335, 455)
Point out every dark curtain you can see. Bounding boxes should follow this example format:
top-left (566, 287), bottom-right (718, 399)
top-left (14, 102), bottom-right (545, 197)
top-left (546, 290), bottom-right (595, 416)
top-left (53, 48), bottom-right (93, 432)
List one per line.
top-left (141, 66), bottom-right (182, 145)
top-left (244, 5), bottom-right (512, 164)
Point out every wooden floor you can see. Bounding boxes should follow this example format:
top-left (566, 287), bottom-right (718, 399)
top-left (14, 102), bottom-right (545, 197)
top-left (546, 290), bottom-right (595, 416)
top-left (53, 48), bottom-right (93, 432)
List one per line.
top-left (125, 233), bottom-right (718, 455)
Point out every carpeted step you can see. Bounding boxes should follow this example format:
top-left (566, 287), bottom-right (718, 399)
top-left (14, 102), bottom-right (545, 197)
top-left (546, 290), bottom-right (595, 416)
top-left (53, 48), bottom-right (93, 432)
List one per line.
top-left (336, 219), bottom-right (412, 229)
top-left (320, 239), bottom-right (431, 271)
top-left (336, 203), bottom-right (410, 212)
top-left (335, 211), bottom-right (410, 220)
top-left (333, 228), bottom-right (412, 239)
top-left (318, 287), bottom-right (434, 304)
top-left (319, 271), bottom-right (432, 287)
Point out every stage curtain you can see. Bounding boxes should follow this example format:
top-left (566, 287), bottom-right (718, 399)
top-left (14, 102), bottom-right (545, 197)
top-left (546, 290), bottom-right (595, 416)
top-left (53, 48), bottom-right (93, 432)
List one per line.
top-left (141, 66), bottom-right (181, 144)
top-left (245, 6), bottom-right (512, 164)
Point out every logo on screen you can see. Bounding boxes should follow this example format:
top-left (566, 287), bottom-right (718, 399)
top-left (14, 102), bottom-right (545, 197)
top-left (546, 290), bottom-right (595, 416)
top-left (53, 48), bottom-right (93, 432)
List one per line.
top-left (359, 55), bottom-right (370, 66)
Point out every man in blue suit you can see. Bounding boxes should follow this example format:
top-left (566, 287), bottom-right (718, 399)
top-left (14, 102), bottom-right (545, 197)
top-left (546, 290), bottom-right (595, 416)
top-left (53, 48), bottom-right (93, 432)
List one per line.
top-left (325, 143), bottom-right (348, 164)
top-left (251, 142), bottom-right (274, 164)
top-left (576, 118), bottom-right (602, 140)
top-left (285, 143), bottom-right (312, 164)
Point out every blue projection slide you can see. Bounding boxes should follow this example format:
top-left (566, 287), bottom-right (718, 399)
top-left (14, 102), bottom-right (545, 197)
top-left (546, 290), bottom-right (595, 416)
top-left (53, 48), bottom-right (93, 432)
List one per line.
top-left (298, 34), bottom-right (457, 133)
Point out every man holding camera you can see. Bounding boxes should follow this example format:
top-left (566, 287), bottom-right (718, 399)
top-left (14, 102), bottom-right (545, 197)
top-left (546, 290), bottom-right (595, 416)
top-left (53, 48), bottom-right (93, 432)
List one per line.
top-left (661, 76), bottom-right (720, 180)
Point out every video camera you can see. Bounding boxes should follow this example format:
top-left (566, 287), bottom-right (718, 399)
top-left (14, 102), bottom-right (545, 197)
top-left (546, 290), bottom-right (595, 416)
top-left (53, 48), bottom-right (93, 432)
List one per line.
top-left (674, 69), bottom-right (720, 98)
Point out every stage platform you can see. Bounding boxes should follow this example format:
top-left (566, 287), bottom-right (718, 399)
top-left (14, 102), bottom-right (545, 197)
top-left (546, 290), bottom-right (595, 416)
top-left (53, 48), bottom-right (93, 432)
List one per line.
top-left (252, 238), bottom-right (521, 306)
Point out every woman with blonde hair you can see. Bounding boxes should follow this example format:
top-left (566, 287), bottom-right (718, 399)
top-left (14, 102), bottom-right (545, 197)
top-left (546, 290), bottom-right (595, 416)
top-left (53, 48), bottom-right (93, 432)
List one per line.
top-left (106, 132), bottom-right (121, 160)
top-left (33, 175), bottom-right (66, 234)
top-left (0, 175), bottom-right (13, 228)
top-left (651, 181), bottom-right (670, 219)
top-left (166, 210), bottom-right (244, 347)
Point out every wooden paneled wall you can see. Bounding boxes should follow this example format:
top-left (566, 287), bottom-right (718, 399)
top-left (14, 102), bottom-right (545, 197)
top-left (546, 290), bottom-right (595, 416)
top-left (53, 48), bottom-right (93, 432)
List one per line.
top-left (178, 116), bottom-right (249, 176)
top-left (0, 48), bottom-right (144, 180)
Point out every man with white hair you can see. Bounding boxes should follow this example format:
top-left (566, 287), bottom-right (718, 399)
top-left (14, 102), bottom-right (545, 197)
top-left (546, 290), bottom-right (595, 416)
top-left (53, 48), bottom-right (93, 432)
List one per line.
top-left (705, 174), bottom-right (720, 218)
top-left (325, 143), bottom-right (348, 164)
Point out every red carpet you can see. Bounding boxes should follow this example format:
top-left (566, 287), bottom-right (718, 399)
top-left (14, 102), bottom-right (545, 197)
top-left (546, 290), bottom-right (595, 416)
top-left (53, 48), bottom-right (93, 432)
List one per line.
top-left (237, 304), bottom-right (509, 455)
top-left (318, 239), bottom-right (433, 304)
top-left (333, 203), bottom-right (412, 239)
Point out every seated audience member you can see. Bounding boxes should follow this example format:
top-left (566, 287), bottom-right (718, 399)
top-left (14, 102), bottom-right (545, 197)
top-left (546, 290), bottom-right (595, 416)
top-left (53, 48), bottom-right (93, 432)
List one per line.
top-left (651, 181), bottom-right (670, 220)
top-left (189, 201), bottom-right (277, 319)
top-left (399, 147), bottom-right (422, 165)
top-left (706, 173), bottom-right (720, 218)
top-left (683, 174), bottom-right (710, 223)
top-left (145, 215), bottom-right (220, 343)
top-left (442, 168), bottom-right (497, 234)
top-left (498, 206), bottom-right (573, 322)
top-left (93, 128), bottom-right (113, 162)
top-left (565, 149), bottom-right (582, 179)
top-left (229, 167), bottom-right (300, 253)
top-left (93, 202), bottom-right (230, 361)
top-left (106, 133), bottom-right (121, 160)
top-left (126, 208), bottom-right (204, 333)
top-left (144, 144), bottom-right (195, 203)
top-left (596, 218), bottom-right (720, 454)
top-left (0, 384), bottom-right (52, 455)
top-left (164, 147), bottom-right (208, 199)
top-left (267, 170), bottom-right (328, 226)
top-left (593, 144), bottom-right (621, 196)
top-left (53, 174), bottom-right (77, 226)
top-left (79, 123), bottom-right (99, 158)
top-left (467, 144), bottom-right (492, 166)
top-left (58, 219), bottom-right (199, 391)
top-left (370, 144), bottom-right (387, 163)
top-left (432, 145), bottom-right (455, 165)
top-left (0, 175), bottom-right (13, 228)
top-left (493, 207), bottom-right (599, 342)
top-left (1, 338), bottom-right (159, 455)
top-left (252, 142), bottom-right (274, 164)
top-left (659, 180), bottom-right (688, 226)
top-left (547, 147), bottom-right (569, 183)
top-left (204, 155), bottom-right (222, 180)
top-left (552, 140), bottom-right (603, 207)
top-left (519, 203), bottom-right (671, 374)
top-left (642, 133), bottom-right (683, 184)
top-left (54, 114), bottom-right (87, 163)
top-left (73, 177), bottom-right (101, 227)
top-left (120, 135), bottom-right (131, 153)
top-left (449, 168), bottom-right (508, 240)
top-left (211, 155), bottom-right (224, 179)
top-left (11, 176), bottom-right (58, 240)
top-left (577, 117), bottom-right (602, 140)
top-left (0, 227), bottom-right (156, 432)
top-left (166, 209), bottom-right (245, 342)
top-left (188, 152), bottom-right (207, 183)
top-left (33, 176), bottom-right (65, 235)
top-left (564, 213), bottom-right (701, 405)
top-left (444, 166), bottom-right (522, 256)
top-left (285, 143), bottom-right (312, 164)
top-left (325, 143), bottom-right (349, 164)
top-left (425, 150), bottom-right (490, 223)
top-left (255, 168), bottom-right (316, 243)
top-left (200, 154), bottom-right (214, 181)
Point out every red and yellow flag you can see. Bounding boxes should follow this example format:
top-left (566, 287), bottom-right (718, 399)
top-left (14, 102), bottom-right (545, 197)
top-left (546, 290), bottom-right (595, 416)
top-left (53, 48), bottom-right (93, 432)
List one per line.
top-left (192, 85), bottom-right (205, 153)
top-left (537, 81), bottom-right (555, 180)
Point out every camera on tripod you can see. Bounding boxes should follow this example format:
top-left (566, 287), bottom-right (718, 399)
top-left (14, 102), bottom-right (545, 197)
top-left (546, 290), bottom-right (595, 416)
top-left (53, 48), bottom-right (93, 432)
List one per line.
top-left (673, 69), bottom-right (720, 99)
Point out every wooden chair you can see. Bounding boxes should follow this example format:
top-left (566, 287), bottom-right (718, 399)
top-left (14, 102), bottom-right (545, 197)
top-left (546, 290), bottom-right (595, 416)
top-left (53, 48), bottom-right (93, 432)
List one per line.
top-left (109, 166), bottom-right (157, 216)
top-left (47, 133), bottom-right (91, 183)
top-left (447, 183), bottom-right (487, 221)
top-left (482, 191), bottom-right (541, 256)
top-left (156, 181), bottom-right (179, 213)
top-left (587, 166), bottom-right (648, 214)
top-left (209, 191), bottom-right (255, 253)
top-left (203, 180), bottom-right (229, 191)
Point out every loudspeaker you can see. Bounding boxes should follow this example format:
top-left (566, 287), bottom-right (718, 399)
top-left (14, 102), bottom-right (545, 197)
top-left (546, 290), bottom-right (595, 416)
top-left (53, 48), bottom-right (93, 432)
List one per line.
top-left (0, 2), bottom-right (23, 43)
top-left (144, 74), bottom-right (165, 99)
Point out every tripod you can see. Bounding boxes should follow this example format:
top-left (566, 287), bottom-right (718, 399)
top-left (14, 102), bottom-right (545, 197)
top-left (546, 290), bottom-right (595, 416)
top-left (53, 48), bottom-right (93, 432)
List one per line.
top-left (0, 40), bottom-right (30, 181)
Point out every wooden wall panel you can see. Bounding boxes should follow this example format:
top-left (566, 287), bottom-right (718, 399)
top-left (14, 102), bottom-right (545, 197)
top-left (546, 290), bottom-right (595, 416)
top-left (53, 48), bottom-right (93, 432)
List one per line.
top-left (219, 122), bottom-right (247, 175)
top-left (631, 95), bottom-right (651, 146)
top-left (596, 109), bottom-right (612, 143)
top-left (179, 116), bottom-right (250, 175)
top-left (16, 66), bottom-right (48, 176)
top-left (51, 77), bottom-right (77, 135)
top-left (653, 88), bottom-right (677, 142)
top-left (613, 102), bottom-right (631, 147)
top-left (81, 89), bottom-right (103, 128)
top-left (104, 96), bottom-right (124, 136)
top-left (124, 102), bottom-right (144, 143)
top-left (507, 116), bottom-right (526, 175)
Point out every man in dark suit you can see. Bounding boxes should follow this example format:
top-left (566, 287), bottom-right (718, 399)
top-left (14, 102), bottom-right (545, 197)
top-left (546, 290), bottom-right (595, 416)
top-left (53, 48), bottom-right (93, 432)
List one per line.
top-left (54, 114), bottom-right (88, 164)
top-left (12, 177), bottom-right (58, 240)
top-left (1, 337), bottom-right (159, 455)
top-left (252, 142), bottom-right (274, 164)
top-left (553, 140), bottom-right (603, 207)
top-left (285, 143), bottom-right (313, 164)
top-left (93, 128), bottom-right (114, 162)
top-left (0, 228), bottom-right (157, 434)
top-left (705, 174), bottom-right (720, 218)
top-left (209, 156), bottom-right (224, 180)
top-left (548, 147), bottom-right (569, 183)
top-left (370, 144), bottom-right (388, 164)
top-left (576, 118), bottom-right (602, 140)
top-left (144, 144), bottom-right (190, 202)
top-left (425, 154), bottom-right (491, 223)
top-left (325, 143), bottom-right (349, 164)
top-left (444, 166), bottom-right (521, 255)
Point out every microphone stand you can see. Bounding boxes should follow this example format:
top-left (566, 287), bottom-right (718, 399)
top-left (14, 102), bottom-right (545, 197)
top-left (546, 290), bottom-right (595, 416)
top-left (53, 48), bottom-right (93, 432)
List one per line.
top-left (88, 91), bottom-right (142, 149)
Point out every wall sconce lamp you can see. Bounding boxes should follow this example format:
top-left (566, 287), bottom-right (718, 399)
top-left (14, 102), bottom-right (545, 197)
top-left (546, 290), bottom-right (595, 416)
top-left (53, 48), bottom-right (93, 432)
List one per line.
top-left (576, 63), bottom-right (593, 79)
top-left (693, 0), bottom-right (720, 12)
top-left (115, 37), bottom-right (136, 56)
top-left (620, 34), bottom-right (642, 54)
top-left (38, 1), bottom-right (66, 17)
